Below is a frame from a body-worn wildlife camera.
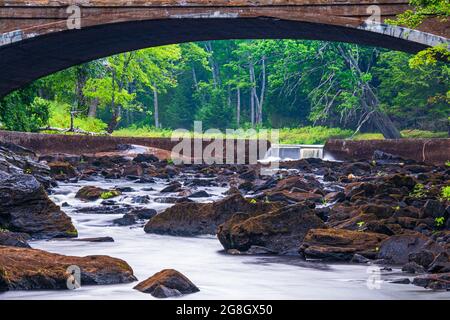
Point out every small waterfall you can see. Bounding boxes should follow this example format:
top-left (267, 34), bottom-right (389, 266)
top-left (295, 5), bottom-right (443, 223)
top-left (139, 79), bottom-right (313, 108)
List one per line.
top-left (261, 144), bottom-right (324, 162)
top-left (300, 147), bottom-right (323, 159)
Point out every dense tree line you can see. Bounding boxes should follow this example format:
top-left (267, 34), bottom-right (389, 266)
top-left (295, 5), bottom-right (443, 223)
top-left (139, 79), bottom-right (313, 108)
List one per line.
top-left (0, 39), bottom-right (448, 138)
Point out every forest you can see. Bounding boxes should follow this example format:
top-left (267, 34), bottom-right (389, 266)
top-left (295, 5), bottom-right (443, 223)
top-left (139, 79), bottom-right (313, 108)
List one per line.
top-left (0, 0), bottom-right (449, 144)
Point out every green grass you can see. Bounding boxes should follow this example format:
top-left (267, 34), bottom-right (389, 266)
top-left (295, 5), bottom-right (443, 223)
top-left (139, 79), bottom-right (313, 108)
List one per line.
top-left (45, 101), bottom-right (107, 134)
top-left (113, 125), bottom-right (354, 144)
top-left (113, 126), bottom-right (447, 144)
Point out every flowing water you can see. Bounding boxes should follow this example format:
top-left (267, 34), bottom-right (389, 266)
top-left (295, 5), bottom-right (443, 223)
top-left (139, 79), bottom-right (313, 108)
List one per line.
top-left (1, 178), bottom-right (448, 300)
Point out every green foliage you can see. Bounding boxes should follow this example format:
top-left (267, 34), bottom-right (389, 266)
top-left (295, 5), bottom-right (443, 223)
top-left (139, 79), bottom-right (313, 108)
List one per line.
top-left (278, 126), bottom-right (353, 144)
top-left (386, 0), bottom-right (449, 28)
top-left (434, 217), bottom-right (445, 228)
top-left (0, 94), bottom-right (49, 132)
top-left (1, 38), bottom-right (448, 137)
top-left (410, 183), bottom-right (428, 199)
top-left (47, 101), bottom-right (107, 133)
top-left (440, 186), bottom-right (450, 201)
top-left (100, 190), bottom-right (121, 200)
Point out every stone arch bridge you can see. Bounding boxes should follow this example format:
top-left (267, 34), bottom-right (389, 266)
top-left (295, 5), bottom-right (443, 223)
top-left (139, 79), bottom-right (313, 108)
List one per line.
top-left (0, 0), bottom-right (448, 97)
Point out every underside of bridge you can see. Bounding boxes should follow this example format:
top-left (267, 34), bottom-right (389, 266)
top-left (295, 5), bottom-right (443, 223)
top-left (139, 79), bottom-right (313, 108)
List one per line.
top-left (0, 1), bottom-right (448, 97)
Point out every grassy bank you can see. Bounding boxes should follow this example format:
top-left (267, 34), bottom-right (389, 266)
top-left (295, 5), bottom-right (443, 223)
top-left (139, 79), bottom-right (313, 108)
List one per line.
top-left (112, 126), bottom-right (448, 145)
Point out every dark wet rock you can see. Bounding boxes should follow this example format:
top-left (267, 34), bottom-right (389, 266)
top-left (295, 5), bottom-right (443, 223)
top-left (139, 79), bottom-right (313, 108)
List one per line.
top-left (48, 161), bottom-right (78, 179)
top-left (324, 191), bottom-right (345, 203)
top-left (274, 175), bottom-right (321, 192)
top-left (145, 194), bottom-right (282, 236)
top-left (238, 181), bottom-right (254, 191)
top-left (61, 202), bottom-right (70, 207)
top-left (133, 154), bottom-right (159, 163)
top-left (218, 202), bottom-right (325, 254)
top-left (342, 162), bottom-right (372, 176)
top-left (134, 176), bottom-right (156, 184)
top-left (365, 221), bottom-right (396, 236)
top-left (0, 143), bottom-right (53, 188)
top-left (0, 246), bottom-right (136, 291)
top-left (187, 179), bottom-right (217, 187)
top-left (373, 150), bottom-right (404, 162)
top-left (390, 278), bottom-right (411, 284)
top-left (131, 195), bottom-right (150, 204)
top-left (131, 208), bottom-right (158, 220)
top-left (75, 186), bottom-right (107, 201)
top-left (402, 262), bottom-right (425, 274)
top-left (224, 186), bottom-right (241, 196)
top-left (239, 169), bottom-right (257, 181)
top-left (0, 231), bottom-right (31, 248)
top-left (378, 234), bottom-right (444, 265)
top-left (72, 237), bottom-right (114, 243)
top-left (115, 186), bottom-right (135, 193)
top-left (264, 190), bottom-right (323, 203)
top-left (427, 252), bottom-right (450, 273)
top-left (421, 200), bottom-right (446, 219)
top-left (76, 205), bottom-right (130, 215)
top-left (102, 199), bottom-right (118, 206)
top-left (160, 181), bottom-right (182, 193)
top-left (189, 190), bottom-right (210, 198)
top-left (299, 229), bottom-right (387, 261)
top-left (412, 273), bottom-right (450, 291)
top-left (0, 174), bottom-right (77, 239)
top-left (351, 254), bottom-right (371, 264)
top-left (133, 269), bottom-right (199, 298)
top-left (408, 250), bottom-right (435, 268)
top-left (113, 214), bottom-right (137, 226)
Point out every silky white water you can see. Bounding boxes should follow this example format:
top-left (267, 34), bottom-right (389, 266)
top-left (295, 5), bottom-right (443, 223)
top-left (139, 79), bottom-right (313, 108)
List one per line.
top-left (1, 179), bottom-right (448, 300)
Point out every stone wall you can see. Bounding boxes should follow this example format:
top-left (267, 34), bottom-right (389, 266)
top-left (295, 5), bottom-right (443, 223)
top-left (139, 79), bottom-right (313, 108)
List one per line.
top-left (325, 139), bottom-right (450, 165)
top-left (0, 130), bottom-right (269, 163)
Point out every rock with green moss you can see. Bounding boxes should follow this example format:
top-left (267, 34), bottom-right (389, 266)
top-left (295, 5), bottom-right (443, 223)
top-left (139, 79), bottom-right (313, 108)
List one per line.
top-left (75, 186), bottom-right (121, 201)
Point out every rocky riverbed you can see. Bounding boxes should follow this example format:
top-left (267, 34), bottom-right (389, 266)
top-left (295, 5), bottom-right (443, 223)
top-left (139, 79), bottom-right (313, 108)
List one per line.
top-left (0, 142), bottom-right (448, 299)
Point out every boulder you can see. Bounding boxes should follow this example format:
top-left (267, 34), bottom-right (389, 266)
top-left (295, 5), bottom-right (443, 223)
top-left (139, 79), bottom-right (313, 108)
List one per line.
top-left (160, 181), bottom-right (183, 193)
top-left (0, 246), bottom-right (136, 292)
top-left (76, 186), bottom-right (121, 201)
top-left (75, 186), bottom-right (107, 201)
top-left (378, 234), bottom-right (444, 265)
top-left (133, 154), bottom-right (159, 163)
top-left (144, 194), bottom-right (282, 236)
top-left (299, 229), bottom-right (388, 261)
top-left (0, 143), bottom-right (53, 188)
top-left (0, 231), bottom-right (31, 248)
top-left (133, 269), bottom-right (199, 298)
top-left (408, 250), bottom-right (436, 268)
top-left (0, 174), bottom-right (77, 239)
top-left (428, 252), bottom-right (450, 273)
top-left (48, 161), bottom-right (77, 179)
top-left (401, 262), bottom-right (425, 274)
top-left (218, 202), bottom-right (325, 254)
top-left (412, 273), bottom-right (450, 291)
top-left (113, 214), bottom-right (137, 226)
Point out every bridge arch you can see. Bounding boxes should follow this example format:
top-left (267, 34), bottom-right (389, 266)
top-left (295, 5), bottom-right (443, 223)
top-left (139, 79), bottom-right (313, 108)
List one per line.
top-left (0, 1), bottom-right (448, 97)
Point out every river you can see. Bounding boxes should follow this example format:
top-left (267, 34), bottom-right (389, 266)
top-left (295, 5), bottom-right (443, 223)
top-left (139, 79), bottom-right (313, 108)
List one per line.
top-left (1, 178), bottom-right (448, 300)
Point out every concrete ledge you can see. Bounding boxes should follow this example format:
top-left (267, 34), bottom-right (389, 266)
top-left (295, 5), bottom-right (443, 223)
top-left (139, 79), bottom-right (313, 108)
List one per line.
top-left (325, 139), bottom-right (450, 165)
top-left (0, 130), bottom-right (269, 163)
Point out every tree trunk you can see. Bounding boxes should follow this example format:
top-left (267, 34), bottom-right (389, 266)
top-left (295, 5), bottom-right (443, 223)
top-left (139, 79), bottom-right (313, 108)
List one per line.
top-left (338, 45), bottom-right (401, 139)
top-left (153, 86), bottom-right (160, 128)
top-left (250, 90), bottom-right (255, 128)
top-left (236, 87), bottom-right (241, 126)
top-left (256, 56), bottom-right (267, 125)
top-left (362, 86), bottom-right (402, 139)
top-left (87, 98), bottom-right (98, 118)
